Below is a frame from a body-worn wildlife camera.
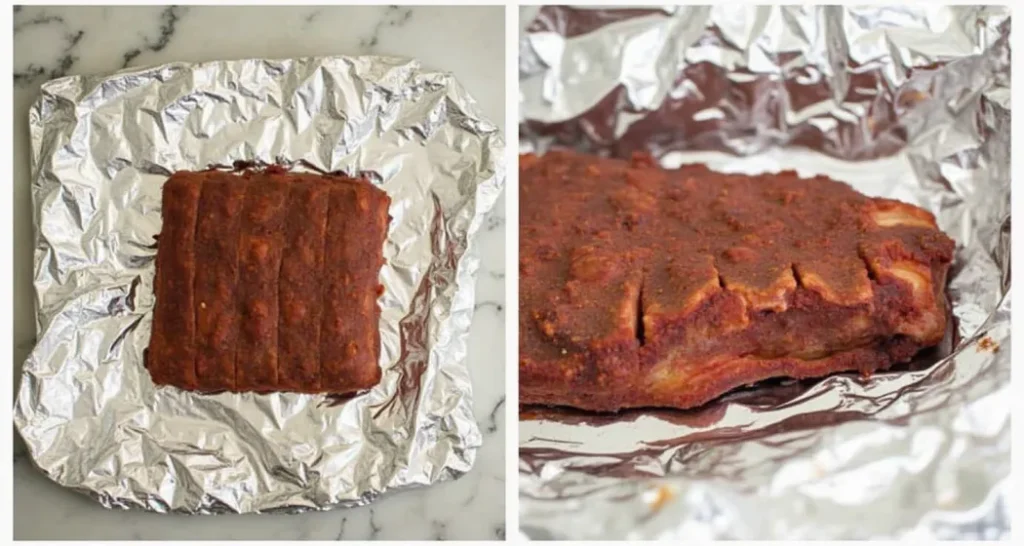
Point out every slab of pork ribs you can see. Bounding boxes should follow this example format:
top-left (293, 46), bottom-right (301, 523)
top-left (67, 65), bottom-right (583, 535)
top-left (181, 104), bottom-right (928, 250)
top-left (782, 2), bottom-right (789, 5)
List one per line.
top-left (519, 151), bottom-right (954, 412)
top-left (147, 169), bottom-right (390, 395)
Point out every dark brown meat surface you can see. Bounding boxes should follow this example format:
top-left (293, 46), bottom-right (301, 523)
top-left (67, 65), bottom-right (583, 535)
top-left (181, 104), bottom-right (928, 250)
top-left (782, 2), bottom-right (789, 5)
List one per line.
top-left (147, 169), bottom-right (390, 395)
top-left (320, 179), bottom-right (389, 394)
top-left (194, 173), bottom-right (247, 391)
top-left (519, 150), bottom-right (955, 412)
top-left (147, 175), bottom-right (202, 390)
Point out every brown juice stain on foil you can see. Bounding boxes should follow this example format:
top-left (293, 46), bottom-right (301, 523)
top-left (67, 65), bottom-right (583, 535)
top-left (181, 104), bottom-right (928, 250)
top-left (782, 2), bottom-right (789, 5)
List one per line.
top-left (978, 336), bottom-right (1000, 352)
top-left (646, 484), bottom-right (676, 513)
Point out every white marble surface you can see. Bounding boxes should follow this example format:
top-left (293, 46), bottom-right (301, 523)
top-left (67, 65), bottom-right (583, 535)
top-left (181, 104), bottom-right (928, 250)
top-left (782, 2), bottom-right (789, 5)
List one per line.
top-left (13, 5), bottom-right (506, 541)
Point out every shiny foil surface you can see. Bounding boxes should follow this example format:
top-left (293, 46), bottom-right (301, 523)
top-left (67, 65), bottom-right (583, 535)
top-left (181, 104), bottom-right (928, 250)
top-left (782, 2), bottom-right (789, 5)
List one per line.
top-left (519, 6), bottom-right (1010, 540)
top-left (16, 56), bottom-right (504, 513)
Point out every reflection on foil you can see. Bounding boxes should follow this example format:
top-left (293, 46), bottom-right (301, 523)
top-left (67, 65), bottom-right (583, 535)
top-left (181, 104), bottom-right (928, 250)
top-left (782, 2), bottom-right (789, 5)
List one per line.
top-left (16, 55), bottom-right (504, 514)
top-left (519, 6), bottom-right (1010, 540)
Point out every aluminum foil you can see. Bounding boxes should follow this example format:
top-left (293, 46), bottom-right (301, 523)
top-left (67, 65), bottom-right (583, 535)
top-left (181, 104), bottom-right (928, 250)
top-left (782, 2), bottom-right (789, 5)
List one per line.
top-left (16, 55), bottom-right (504, 513)
top-left (519, 6), bottom-right (1010, 540)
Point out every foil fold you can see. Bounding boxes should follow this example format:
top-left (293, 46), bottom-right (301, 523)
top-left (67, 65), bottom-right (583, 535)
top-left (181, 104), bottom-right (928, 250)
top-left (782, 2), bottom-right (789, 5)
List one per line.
top-left (519, 5), bottom-right (1010, 539)
top-left (17, 55), bottom-right (504, 513)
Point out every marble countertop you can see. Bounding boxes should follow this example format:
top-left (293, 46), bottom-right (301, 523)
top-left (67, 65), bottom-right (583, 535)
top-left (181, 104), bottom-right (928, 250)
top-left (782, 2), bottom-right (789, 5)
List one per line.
top-left (13, 5), bottom-right (506, 541)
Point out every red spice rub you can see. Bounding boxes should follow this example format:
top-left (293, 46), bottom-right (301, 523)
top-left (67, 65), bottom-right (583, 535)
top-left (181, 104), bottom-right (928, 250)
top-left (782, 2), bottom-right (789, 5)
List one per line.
top-left (147, 175), bottom-right (202, 390)
top-left (276, 179), bottom-right (330, 391)
top-left (234, 175), bottom-right (290, 391)
top-left (320, 180), bottom-right (389, 393)
top-left (519, 150), bottom-right (955, 412)
top-left (147, 169), bottom-right (390, 395)
top-left (194, 173), bottom-right (247, 391)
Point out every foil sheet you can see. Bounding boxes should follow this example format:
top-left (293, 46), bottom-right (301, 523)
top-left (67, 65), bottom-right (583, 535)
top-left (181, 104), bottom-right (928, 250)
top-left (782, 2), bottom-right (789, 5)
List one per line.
top-left (519, 6), bottom-right (1010, 540)
top-left (16, 55), bottom-right (504, 513)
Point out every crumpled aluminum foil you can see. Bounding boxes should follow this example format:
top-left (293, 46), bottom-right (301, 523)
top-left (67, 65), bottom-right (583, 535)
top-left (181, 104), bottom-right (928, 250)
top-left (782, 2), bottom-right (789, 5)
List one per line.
top-left (519, 6), bottom-right (1010, 540)
top-left (16, 55), bottom-right (504, 513)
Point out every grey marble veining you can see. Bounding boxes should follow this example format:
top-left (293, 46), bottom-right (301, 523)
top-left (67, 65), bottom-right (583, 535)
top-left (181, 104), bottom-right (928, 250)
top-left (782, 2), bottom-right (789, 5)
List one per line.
top-left (12, 5), bottom-right (506, 541)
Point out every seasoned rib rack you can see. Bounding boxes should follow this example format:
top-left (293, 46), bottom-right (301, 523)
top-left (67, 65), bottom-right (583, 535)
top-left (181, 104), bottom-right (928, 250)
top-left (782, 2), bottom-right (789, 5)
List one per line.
top-left (147, 169), bottom-right (390, 395)
top-left (519, 151), bottom-right (954, 412)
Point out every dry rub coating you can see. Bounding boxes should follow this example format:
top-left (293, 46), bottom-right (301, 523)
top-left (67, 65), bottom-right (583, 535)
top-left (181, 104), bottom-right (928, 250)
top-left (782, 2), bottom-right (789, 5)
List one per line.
top-left (519, 151), bottom-right (954, 412)
top-left (147, 169), bottom-right (390, 395)
top-left (147, 175), bottom-right (201, 390)
top-left (194, 173), bottom-right (247, 391)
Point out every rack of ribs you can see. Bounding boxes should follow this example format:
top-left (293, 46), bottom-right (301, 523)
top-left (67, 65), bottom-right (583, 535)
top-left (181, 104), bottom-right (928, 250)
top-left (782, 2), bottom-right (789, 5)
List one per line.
top-left (147, 169), bottom-right (390, 395)
top-left (519, 150), bottom-right (954, 412)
